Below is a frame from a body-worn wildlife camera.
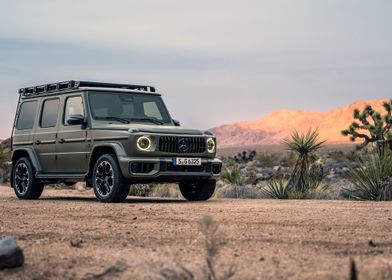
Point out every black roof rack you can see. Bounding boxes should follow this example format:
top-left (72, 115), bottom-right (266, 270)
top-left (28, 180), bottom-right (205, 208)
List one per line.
top-left (19, 80), bottom-right (156, 97)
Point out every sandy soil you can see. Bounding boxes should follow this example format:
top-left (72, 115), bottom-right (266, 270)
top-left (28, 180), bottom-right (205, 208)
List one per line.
top-left (1, 184), bottom-right (392, 280)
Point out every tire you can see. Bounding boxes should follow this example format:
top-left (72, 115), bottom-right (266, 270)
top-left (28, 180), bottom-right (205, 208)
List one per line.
top-left (179, 180), bottom-right (216, 201)
top-left (12, 157), bottom-right (44, 200)
top-left (92, 154), bottom-right (130, 203)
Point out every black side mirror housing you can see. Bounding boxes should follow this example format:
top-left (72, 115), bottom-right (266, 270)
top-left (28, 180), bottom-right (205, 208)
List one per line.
top-left (67, 114), bottom-right (86, 126)
top-left (173, 119), bottom-right (181, 126)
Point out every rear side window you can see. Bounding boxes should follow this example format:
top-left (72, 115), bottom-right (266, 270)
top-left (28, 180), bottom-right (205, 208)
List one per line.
top-left (40, 99), bottom-right (60, 128)
top-left (64, 96), bottom-right (84, 125)
top-left (16, 101), bottom-right (38, 130)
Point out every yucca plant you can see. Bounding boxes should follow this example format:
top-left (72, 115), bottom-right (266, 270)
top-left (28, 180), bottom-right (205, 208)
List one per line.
top-left (347, 148), bottom-right (392, 200)
top-left (261, 177), bottom-right (289, 199)
top-left (283, 129), bottom-right (325, 196)
top-left (220, 166), bottom-right (246, 186)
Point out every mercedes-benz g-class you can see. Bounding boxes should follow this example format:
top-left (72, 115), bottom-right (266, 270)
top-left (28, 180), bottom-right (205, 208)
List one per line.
top-left (10, 81), bottom-right (222, 202)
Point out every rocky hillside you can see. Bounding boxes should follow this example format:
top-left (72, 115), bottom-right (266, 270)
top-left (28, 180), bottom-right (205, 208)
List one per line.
top-left (212, 99), bottom-right (387, 148)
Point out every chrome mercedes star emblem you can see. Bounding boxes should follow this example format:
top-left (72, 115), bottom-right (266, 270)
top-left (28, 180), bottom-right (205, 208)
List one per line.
top-left (178, 137), bottom-right (189, 152)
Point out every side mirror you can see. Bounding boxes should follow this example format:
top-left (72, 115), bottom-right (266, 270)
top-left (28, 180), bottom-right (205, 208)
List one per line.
top-left (173, 119), bottom-right (181, 127)
top-left (67, 114), bottom-right (85, 125)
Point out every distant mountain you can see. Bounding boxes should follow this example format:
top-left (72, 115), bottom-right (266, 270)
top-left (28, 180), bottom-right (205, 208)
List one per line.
top-left (211, 99), bottom-right (387, 148)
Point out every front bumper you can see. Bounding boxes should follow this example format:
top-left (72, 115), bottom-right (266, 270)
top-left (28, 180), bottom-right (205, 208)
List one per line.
top-left (118, 156), bottom-right (222, 182)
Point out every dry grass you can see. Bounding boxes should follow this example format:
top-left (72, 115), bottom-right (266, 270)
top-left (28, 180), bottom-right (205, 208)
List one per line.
top-left (159, 216), bottom-right (236, 280)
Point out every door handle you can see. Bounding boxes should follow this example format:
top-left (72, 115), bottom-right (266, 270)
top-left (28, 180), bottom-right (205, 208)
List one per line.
top-left (35, 140), bottom-right (41, 145)
top-left (58, 138), bottom-right (65, 144)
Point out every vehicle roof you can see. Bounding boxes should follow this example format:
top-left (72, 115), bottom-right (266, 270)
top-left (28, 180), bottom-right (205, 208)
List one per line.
top-left (19, 80), bottom-right (160, 99)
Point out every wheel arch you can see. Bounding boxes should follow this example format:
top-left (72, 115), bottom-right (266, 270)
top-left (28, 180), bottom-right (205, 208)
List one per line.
top-left (86, 143), bottom-right (126, 179)
top-left (11, 148), bottom-right (42, 173)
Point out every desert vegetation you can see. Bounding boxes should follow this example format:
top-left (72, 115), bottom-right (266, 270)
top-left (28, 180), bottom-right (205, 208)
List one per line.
top-left (2, 100), bottom-right (392, 202)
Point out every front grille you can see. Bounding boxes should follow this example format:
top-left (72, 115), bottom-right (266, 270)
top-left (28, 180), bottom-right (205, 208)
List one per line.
top-left (158, 136), bottom-right (206, 154)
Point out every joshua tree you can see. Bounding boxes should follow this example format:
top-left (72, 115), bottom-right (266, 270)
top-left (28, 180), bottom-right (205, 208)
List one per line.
top-left (283, 129), bottom-right (325, 196)
top-left (234, 150), bottom-right (256, 164)
top-left (341, 100), bottom-right (392, 153)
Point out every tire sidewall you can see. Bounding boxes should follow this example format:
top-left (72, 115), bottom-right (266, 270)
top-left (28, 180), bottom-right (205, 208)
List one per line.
top-left (180, 179), bottom-right (216, 201)
top-left (92, 154), bottom-right (125, 202)
top-left (12, 157), bottom-right (35, 199)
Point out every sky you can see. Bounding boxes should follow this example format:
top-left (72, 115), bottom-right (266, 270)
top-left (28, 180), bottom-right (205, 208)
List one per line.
top-left (0, 0), bottom-right (391, 139)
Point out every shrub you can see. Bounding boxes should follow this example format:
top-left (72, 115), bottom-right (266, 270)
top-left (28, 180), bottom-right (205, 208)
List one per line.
top-left (129, 184), bottom-right (151, 196)
top-left (347, 149), bottom-right (392, 200)
top-left (220, 166), bottom-right (246, 186)
top-left (261, 178), bottom-right (288, 199)
top-left (234, 150), bottom-right (256, 164)
top-left (159, 216), bottom-right (235, 280)
top-left (216, 184), bottom-right (262, 199)
top-left (256, 153), bottom-right (276, 168)
top-left (261, 176), bottom-right (328, 199)
top-left (150, 184), bottom-right (180, 198)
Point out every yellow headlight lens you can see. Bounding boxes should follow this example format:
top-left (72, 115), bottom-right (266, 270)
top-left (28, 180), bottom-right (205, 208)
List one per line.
top-left (207, 138), bottom-right (216, 153)
top-left (137, 136), bottom-right (152, 151)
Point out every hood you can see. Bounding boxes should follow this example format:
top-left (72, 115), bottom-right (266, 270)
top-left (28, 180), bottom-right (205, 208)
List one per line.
top-left (94, 123), bottom-right (204, 135)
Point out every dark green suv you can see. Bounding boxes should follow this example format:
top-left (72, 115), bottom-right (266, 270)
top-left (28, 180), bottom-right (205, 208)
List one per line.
top-left (10, 81), bottom-right (222, 202)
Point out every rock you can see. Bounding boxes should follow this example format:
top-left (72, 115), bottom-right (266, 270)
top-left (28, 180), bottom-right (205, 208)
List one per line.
top-left (273, 166), bottom-right (281, 171)
top-left (0, 236), bottom-right (24, 270)
top-left (70, 238), bottom-right (83, 248)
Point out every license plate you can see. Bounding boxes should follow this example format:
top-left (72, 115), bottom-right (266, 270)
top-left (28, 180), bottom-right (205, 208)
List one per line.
top-left (173, 157), bottom-right (202, 166)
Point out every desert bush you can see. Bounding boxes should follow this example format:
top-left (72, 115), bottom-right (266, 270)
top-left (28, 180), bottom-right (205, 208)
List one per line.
top-left (0, 146), bottom-right (11, 183)
top-left (261, 177), bottom-right (289, 199)
top-left (234, 150), bottom-right (256, 164)
top-left (198, 216), bottom-right (235, 280)
top-left (283, 129), bottom-right (326, 197)
top-left (220, 166), bottom-right (246, 186)
top-left (129, 184), bottom-right (151, 196)
top-left (160, 216), bottom-right (235, 280)
top-left (347, 149), bottom-right (392, 200)
top-left (150, 184), bottom-right (180, 198)
top-left (329, 150), bottom-right (358, 162)
top-left (216, 183), bottom-right (262, 199)
top-left (256, 153), bottom-right (276, 168)
top-left (261, 176), bottom-right (328, 199)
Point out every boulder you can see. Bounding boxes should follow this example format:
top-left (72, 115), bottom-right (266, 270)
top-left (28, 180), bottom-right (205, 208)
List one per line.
top-left (0, 236), bottom-right (24, 270)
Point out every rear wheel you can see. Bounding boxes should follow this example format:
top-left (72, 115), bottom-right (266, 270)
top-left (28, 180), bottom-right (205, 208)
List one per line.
top-left (179, 180), bottom-right (216, 201)
top-left (12, 157), bottom-right (44, 200)
top-left (92, 154), bottom-right (130, 203)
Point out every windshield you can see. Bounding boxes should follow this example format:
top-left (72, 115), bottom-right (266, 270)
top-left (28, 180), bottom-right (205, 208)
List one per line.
top-left (88, 91), bottom-right (172, 124)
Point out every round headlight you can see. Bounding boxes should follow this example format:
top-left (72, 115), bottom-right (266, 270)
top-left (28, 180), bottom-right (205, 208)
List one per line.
top-left (137, 136), bottom-right (152, 151)
top-left (207, 138), bottom-right (216, 153)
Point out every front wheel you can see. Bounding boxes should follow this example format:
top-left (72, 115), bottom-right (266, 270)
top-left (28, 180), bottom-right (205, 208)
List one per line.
top-left (92, 154), bottom-right (130, 203)
top-left (179, 180), bottom-right (216, 201)
top-left (12, 157), bottom-right (44, 200)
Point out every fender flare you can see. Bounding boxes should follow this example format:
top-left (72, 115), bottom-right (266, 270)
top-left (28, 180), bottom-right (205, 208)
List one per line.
top-left (87, 142), bottom-right (127, 174)
top-left (11, 148), bottom-right (42, 173)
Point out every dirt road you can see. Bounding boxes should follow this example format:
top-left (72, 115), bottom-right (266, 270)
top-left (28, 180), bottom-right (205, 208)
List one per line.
top-left (1, 185), bottom-right (392, 280)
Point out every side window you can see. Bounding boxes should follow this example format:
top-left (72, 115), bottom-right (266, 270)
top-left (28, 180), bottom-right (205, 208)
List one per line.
top-left (143, 101), bottom-right (163, 120)
top-left (64, 96), bottom-right (84, 125)
top-left (16, 101), bottom-right (38, 130)
top-left (40, 99), bottom-right (60, 128)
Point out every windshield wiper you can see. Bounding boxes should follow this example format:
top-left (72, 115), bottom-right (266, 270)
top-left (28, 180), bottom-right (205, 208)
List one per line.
top-left (101, 117), bottom-right (130, 124)
top-left (130, 118), bottom-right (164, 125)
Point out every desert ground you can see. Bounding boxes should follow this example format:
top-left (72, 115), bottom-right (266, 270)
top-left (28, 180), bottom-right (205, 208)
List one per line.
top-left (1, 184), bottom-right (392, 280)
